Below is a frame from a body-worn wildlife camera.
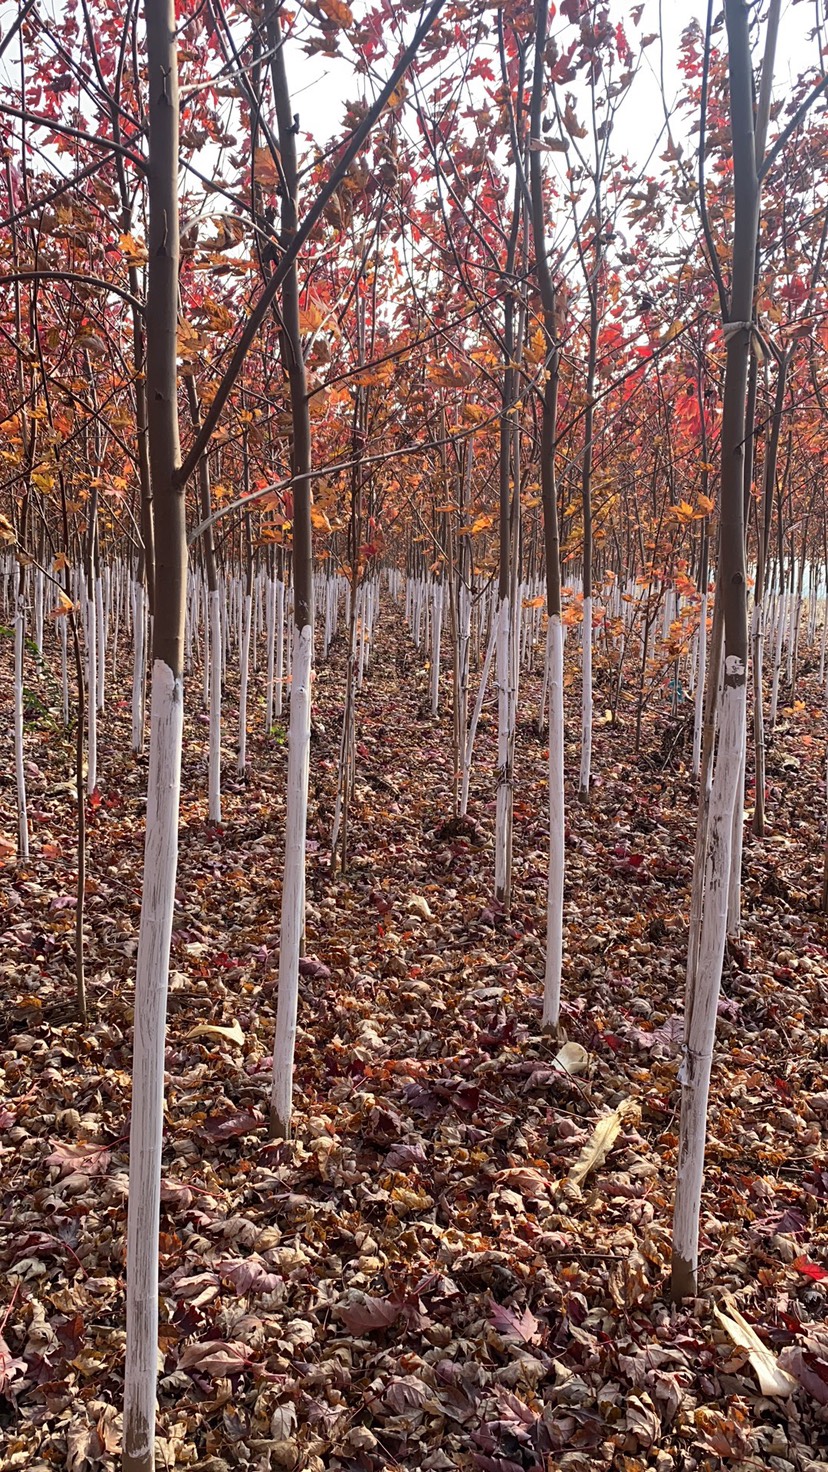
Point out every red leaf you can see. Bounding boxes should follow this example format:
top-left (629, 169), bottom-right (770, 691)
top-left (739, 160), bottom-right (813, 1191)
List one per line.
top-left (792, 1256), bottom-right (828, 1281)
top-left (335, 1294), bottom-right (401, 1334)
top-left (178, 1339), bottom-right (249, 1376)
top-left (45, 1140), bottom-right (111, 1177)
top-left (489, 1303), bottom-right (540, 1343)
top-left (298, 956), bottom-right (331, 981)
top-left (0, 1334), bottom-right (26, 1396)
top-left (198, 1108), bottom-right (262, 1141)
top-left (218, 1259), bottom-right (282, 1295)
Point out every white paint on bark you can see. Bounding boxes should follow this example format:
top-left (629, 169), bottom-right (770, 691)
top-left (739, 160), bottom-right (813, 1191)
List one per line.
top-left (238, 591), bottom-right (252, 772)
top-left (727, 733), bottom-right (746, 936)
top-left (95, 574), bottom-right (106, 712)
top-left (431, 581), bottom-right (443, 715)
top-left (543, 615), bottom-right (565, 1029)
top-left (208, 589), bottom-right (222, 823)
top-left (460, 616), bottom-right (497, 817)
top-left (132, 581), bottom-right (146, 754)
top-left (270, 625), bottom-right (313, 1137)
top-left (274, 579), bottom-right (285, 720)
top-left (124, 659), bottom-right (183, 1462)
top-left (769, 591), bottom-right (784, 728)
top-left (265, 575), bottom-right (276, 731)
top-left (494, 595), bottom-right (513, 901)
top-left (86, 585), bottom-right (98, 794)
top-left (579, 595), bottom-right (593, 796)
top-left (60, 614), bottom-right (70, 727)
top-left (692, 591), bottom-right (708, 779)
top-left (672, 658), bottom-right (745, 1291)
top-left (14, 598), bottom-right (29, 859)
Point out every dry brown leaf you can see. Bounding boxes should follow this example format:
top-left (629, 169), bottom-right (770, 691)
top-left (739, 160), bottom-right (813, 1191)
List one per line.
top-left (714, 1298), bottom-right (798, 1397)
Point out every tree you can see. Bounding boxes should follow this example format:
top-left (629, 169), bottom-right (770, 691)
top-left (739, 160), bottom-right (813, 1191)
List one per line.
top-left (124, 0), bottom-right (186, 1464)
top-left (529, 0), bottom-right (565, 1030)
top-left (671, 0), bottom-right (768, 1302)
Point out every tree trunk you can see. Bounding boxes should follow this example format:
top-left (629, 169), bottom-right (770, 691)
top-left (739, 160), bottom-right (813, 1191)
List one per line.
top-left (578, 250), bottom-right (600, 800)
top-left (123, 1), bottom-right (186, 1464)
top-left (530, 0), bottom-right (565, 1031)
top-left (186, 376), bottom-right (222, 819)
top-left (238, 505), bottom-right (254, 773)
top-left (671, 0), bottom-right (761, 1301)
top-left (14, 564), bottom-right (29, 860)
top-left (267, 6), bottom-right (314, 1141)
top-left (752, 349), bottom-right (789, 835)
top-left (494, 145), bottom-right (522, 907)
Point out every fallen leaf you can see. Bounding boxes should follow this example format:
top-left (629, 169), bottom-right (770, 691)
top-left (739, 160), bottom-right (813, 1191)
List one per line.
top-left (178, 1339), bottom-right (250, 1377)
top-left (185, 1018), bottom-right (245, 1047)
top-left (554, 1041), bottom-right (589, 1076)
top-left (791, 1255), bottom-right (828, 1281)
top-left (335, 1292), bottom-right (401, 1334)
top-left (489, 1303), bottom-right (540, 1343)
top-left (714, 1298), bottom-right (798, 1397)
top-left (568, 1099), bottom-right (637, 1187)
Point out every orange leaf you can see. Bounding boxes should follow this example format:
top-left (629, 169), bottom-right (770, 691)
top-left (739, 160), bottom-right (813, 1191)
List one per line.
top-left (319, 0), bottom-right (353, 25)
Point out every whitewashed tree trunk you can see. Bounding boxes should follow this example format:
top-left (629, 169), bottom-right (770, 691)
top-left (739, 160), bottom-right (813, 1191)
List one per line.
top-left (14, 588), bottom-right (29, 859)
top-left (124, 662), bottom-right (184, 1469)
top-left (494, 595), bottom-right (513, 903)
top-left (132, 580), bottom-right (146, 754)
top-left (579, 596), bottom-right (593, 797)
top-left (86, 583), bottom-right (98, 794)
top-left (238, 590), bottom-right (252, 771)
top-left (270, 625), bottom-right (312, 1137)
top-left (460, 616), bottom-right (497, 816)
top-left (431, 580), bottom-right (443, 715)
top-left (265, 572), bottom-right (276, 731)
top-left (201, 577), bottom-right (210, 707)
top-left (537, 618), bottom-right (551, 733)
top-left (111, 565), bottom-right (121, 685)
top-left (95, 574), bottom-right (106, 712)
top-left (220, 581), bottom-right (229, 684)
top-left (357, 587), bottom-right (367, 690)
top-left (123, 0), bottom-right (188, 1462)
top-left (252, 570), bottom-right (262, 672)
top-left (727, 733), bottom-right (746, 937)
top-left (512, 590), bottom-right (523, 717)
top-left (365, 583), bottom-right (372, 673)
top-left (692, 590), bottom-right (708, 779)
top-left (60, 613), bottom-right (70, 727)
top-left (672, 0), bottom-right (769, 1296)
top-left (769, 589), bottom-right (784, 729)
top-left (34, 566), bottom-right (44, 656)
top-left (672, 668), bottom-right (745, 1290)
top-left (786, 581), bottom-right (796, 685)
top-left (208, 588), bottom-right (222, 823)
top-left (274, 578), bottom-right (285, 720)
top-left (543, 614), bottom-right (565, 1030)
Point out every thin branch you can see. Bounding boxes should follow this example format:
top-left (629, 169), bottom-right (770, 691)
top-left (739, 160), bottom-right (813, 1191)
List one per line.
top-left (698, 0), bottom-right (730, 321)
top-left (0, 102), bottom-right (145, 173)
top-left (186, 411), bottom-right (501, 545)
top-left (758, 72), bottom-right (828, 182)
top-left (0, 271), bottom-right (144, 314)
top-left (0, 0), bottom-right (39, 63)
top-left (177, 0), bottom-right (447, 487)
top-left (0, 152), bottom-right (120, 235)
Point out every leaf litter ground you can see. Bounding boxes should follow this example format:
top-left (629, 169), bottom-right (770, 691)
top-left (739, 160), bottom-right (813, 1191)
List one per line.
top-left (1, 606), bottom-right (827, 1472)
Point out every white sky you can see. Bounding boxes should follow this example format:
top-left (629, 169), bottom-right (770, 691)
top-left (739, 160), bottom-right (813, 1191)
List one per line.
top-left (281, 0), bottom-right (821, 166)
top-left (0, 0), bottom-right (821, 258)
top-left (0, 0), bottom-right (819, 178)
